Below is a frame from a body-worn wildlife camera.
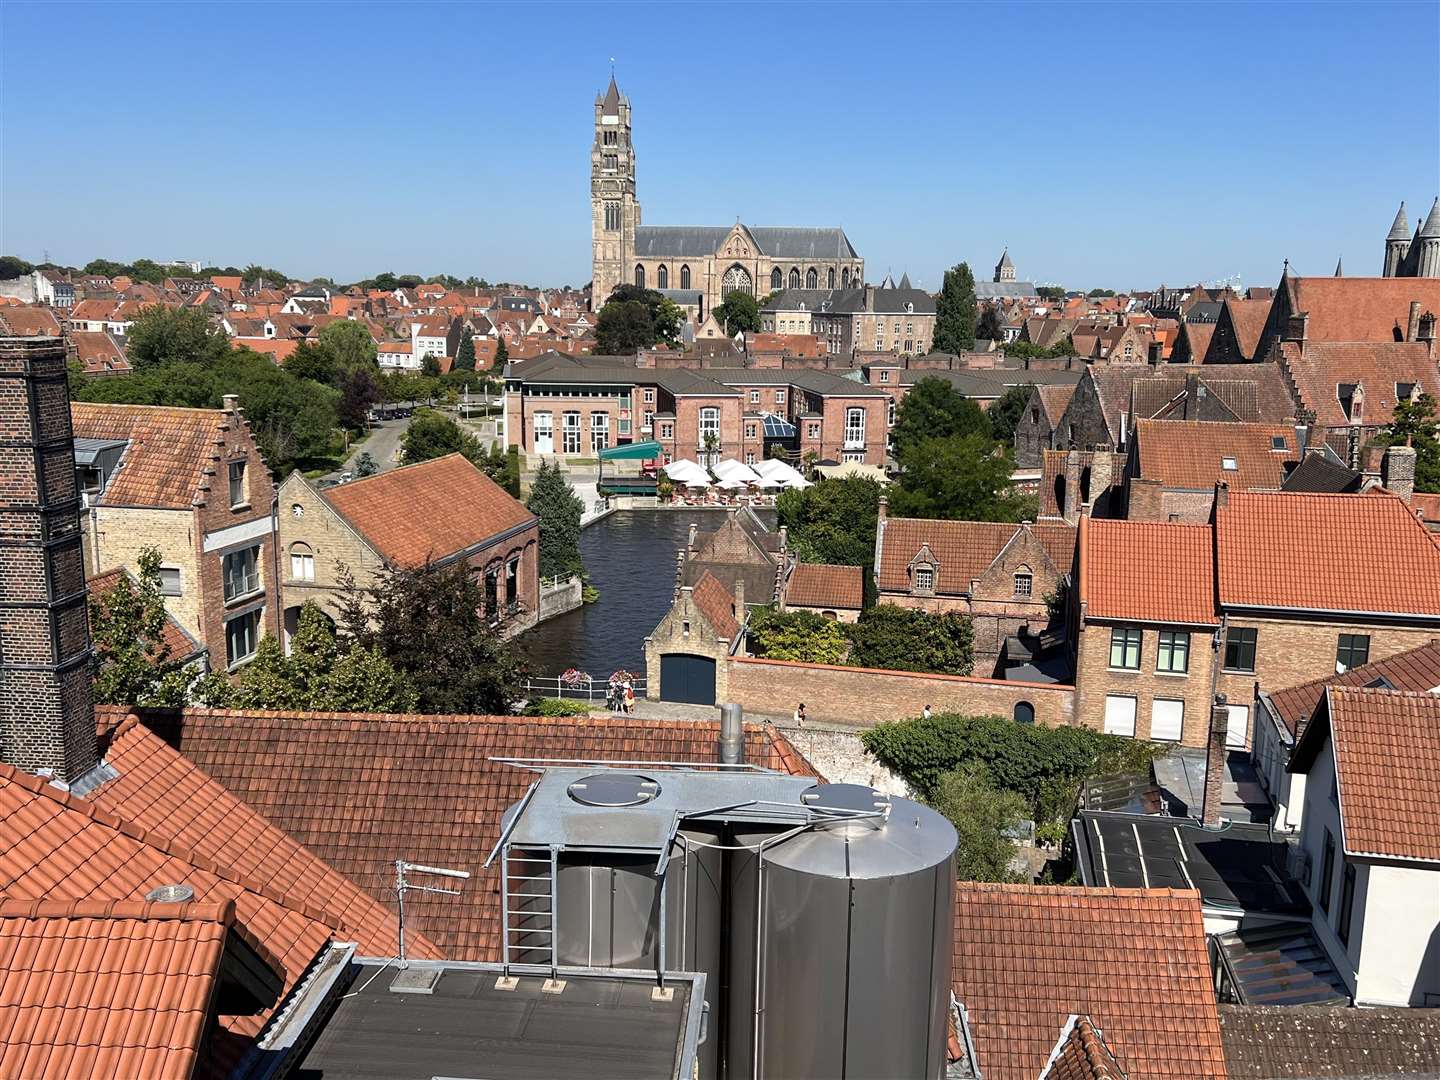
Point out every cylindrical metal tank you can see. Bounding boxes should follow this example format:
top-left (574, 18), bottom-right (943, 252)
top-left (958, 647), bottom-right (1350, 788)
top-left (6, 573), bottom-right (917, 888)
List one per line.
top-left (726, 784), bottom-right (957, 1080)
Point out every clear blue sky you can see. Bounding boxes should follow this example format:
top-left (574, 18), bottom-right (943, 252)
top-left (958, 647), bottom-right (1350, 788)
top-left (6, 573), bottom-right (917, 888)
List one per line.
top-left (3, 1), bottom-right (1437, 292)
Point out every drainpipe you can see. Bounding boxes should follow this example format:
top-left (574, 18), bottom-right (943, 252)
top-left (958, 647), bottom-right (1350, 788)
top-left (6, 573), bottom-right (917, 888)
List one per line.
top-left (270, 488), bottom-right (282, 641)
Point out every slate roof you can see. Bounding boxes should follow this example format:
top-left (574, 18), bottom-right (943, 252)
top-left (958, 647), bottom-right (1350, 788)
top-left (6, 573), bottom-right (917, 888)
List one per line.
top-left (691, 569), bottom-right (740, 640)
top-left (1276, 340), bottom-right (1440, 427)
top-left (1133, 419), bottom-right (1297, 491)
top-left (1215, 491), bottom-right (1440, 616)
top-left (70, 403), bottom-right (229, 510)
top-left (952, 884), bottom-right (1226, 1080)
top-left (1266, 636), bottom-right (1440, 742)
top-left (321, 453), bottom-right (536, 569)
top-left (87, 568), bottom-right (205, 665)
top-left (144, 708), bottom-right (814, 961)
top-left (1279, 452), bottom-right (1363, 494)
top-left (975, 281), bottom-right (1040, 299)
top-left (1283, 276), bottom-right (1440, 342)
top-left (899, 368), bottom-right (1006, 398)
top-left (1080, 518), bottom-right (1218, 626)
top-left (1040, 1015), bottom-right (1128, 1080)
top-left (633, 225), bottom-right (858, 260)
top-left (877, 518), bottom-right (1075, 596)
top-left (0, 898), bottom-right (232, 1080)
top-left (784, 562), bottom-right (864, 610)
top-left (1219, 1004), bottom-right (1440, 1078)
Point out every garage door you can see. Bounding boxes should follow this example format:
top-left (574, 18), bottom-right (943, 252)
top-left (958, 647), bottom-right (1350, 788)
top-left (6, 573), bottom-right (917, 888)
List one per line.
top-left (660, 653), bottom-right (716, 706)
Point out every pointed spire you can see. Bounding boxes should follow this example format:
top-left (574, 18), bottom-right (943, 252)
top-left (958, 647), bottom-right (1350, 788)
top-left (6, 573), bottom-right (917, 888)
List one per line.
top-left (998, 248), bottom-right (1014, 269)
top-left (1420, 197), bottom-right (1440, 239)
top-left (898, 271), bottom-right (912, 290)
top-left (1388, 201), bottom-right (1411, 241)
top-left (1334, 256), bottom-right (1343, 277)
top-left (601, 75), bottom-right (621, 116)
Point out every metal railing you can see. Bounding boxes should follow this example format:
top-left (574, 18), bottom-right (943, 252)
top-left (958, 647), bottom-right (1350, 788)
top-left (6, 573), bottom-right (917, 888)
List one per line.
top-left (523, 675), bottom-right (647, 701)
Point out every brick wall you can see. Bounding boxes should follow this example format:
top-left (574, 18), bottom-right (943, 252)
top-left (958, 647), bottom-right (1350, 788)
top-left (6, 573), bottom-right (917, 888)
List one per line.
top-left (725, 656), bottom-right (1074, 728)
top-left (816, 395), bottom-right (887, 464)
top-left (278, 474), bottom-right (386, 625)
top-left (85, 507), bottom-right (199, 633)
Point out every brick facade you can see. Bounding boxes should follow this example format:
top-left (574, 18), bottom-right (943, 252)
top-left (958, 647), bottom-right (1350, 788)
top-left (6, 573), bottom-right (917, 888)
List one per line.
top-left (643, 584), bottom-right (737, 701)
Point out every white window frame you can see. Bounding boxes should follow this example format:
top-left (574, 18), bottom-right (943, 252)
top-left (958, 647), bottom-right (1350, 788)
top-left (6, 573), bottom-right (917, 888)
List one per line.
top-left (562, 411), bottom-right (581, 454)
top-left (1103, 695), bottom-right (1137, 737)
top-left (289, 545), bottom-right (315, 582)
top-left (844, 407), bottom-right (865, 448)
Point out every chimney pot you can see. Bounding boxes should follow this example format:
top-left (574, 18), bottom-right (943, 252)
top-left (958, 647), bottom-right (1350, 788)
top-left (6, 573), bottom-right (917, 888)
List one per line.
top-left (719, 703), bottom-right (744, 764)
top-left (222, 393), bottom-right (239, 412)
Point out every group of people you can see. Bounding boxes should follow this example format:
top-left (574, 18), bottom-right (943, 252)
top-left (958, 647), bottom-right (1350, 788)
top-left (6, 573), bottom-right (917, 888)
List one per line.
top-left (608, 675), bottom-right (637, 714)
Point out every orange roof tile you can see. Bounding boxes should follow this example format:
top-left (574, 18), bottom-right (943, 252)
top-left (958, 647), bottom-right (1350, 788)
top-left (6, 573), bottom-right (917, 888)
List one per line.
top-left (1277, 340), bottom-right (1440, 428)
top-left (953, 884), bottom-right (1226, 1080)
top-left (0, 898), bottom-right (231, 1080)
top-left (1041, 1015), bottom-right (1128, 1080)
top-left (1134, 419), bottom-right (1297, 491)
top-left (1080, 518), bottom-right (1218, 626)
top-left (321, 453), bottom-right (535, 568)
top-left (1222, 298), bottom-right (1272, 359)
top-left (785, 563), bottom-right (864, 610)
top-left (0, 306), bottom-right (63, 336)
top-left (87, 569), bottom-right (204, 664)
top-left (692, 569), bottom-right (741, 639)
top-left (1215, 491), bottom-right (1440, 615)
top-left (1265, 638), bottom-right (1440, 740)
top-left (70, 403), bottom-right (229, 510)
top-left (68, 330), bottom-right (130, 374)
top-left (1180, 320), bottom-right (1217, 362)
top-left (879, 518), bottom-right (1076, 596)
top-left (234, 336), bottom-right (298, 362)
top-left (1284, 276), bottom-right (1440, 343)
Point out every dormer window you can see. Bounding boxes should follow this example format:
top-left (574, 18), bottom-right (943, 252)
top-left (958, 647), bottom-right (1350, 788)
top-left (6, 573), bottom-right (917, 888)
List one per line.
top-left (1397, 382), bottom-right (1416, 401)
top-left (914, 566), bottom-right (935, 592)
top-left (1270, 436), bottom-right (1287, 451)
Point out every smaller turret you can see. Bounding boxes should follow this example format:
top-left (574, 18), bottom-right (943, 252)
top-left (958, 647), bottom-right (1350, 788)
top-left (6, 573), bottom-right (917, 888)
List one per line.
top-left (1384, 201), bottom-right (1410, 277)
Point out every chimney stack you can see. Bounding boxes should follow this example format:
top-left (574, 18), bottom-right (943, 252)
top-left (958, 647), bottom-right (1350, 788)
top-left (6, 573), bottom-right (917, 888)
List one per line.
top-left (687, 522), bottom-right (698, 556)
top-left (719, 702), bottom-right (744, 765)
top-left (1286, 312), bottom-right (1309, 342)
top-left (1382, 444), bottom-right (1417, 504)
top-left (0, 336), bottom-right (99, 784)
top-left (1202, 696), bottom-right (1230, 827)
top-left (222, 393), bottom-right (239, 414)
top-left (1407, 300), bottom-right (1423, 343)
top-left (877, 495), bottom-right (888, 523)
top-left (1214, 480), bottom-right (1230, 510)
top-left (734, 576), bottom-right (746, 620)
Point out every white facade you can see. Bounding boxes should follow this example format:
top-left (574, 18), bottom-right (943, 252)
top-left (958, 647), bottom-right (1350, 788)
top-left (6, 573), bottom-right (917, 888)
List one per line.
top-left (378, 345), bottom-right (417, 372)
top-left (1254, 693), bottom-right (1305, 832)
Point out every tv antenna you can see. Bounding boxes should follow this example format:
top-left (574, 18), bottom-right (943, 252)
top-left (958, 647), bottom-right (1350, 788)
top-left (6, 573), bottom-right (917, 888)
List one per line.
top-left (394, 860), bottom-right (470, 967)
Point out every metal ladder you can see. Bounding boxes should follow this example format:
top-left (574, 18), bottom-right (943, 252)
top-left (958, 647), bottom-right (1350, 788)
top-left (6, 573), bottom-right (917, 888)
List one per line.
top-left (501, 848), bottom-right (556, 973)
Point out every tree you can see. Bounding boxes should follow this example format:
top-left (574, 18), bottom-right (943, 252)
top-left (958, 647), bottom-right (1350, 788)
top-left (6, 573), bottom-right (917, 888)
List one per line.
top-left (0, 255), bottom-right (32, 280)
top-left (338, 367), bottom-right (380, 431)
top-left (933, 263), bottom-right (977, 354)
top-left (845, 604), bottom-right (973, 675)
top-left (317, 320), bottom-right (379, 376)
top-left (421, 353), bottom-right (443, 377)
top-left (930, 765), bottom-right (1028, 882)
top-left (776, 476), bottom-right (883, 602)
top-left (1035, 286), bottom-right (1066, 301)
top-left (285, 341), bottom-right (337, 386)
top-left (1381, 392), bottom-right (1440, 492)
top-left (526, 460), bottom-right (585, 579)
top-left (354, 452), bottom-right (379, 477)
top-left (748, 608), bottom-right (850, 664)
top-left (493, 337), bottom-right (509, 370)
top-left (987, 385), bottom-right (1032, 446)
top-left (1003, 337), bottom-right (1077, 361)
top-left (889, 433), bottom-right (1034, 522)
top-left (889, 376), bottom-right (992, 459)
top-left (712, 290), bottom-right (761, 335)
top-left (125, 305), bottom-right (229, 370)
top-left (594, 299), bottom-right (654, 354)
top-left (400, 408), bottom-right (485, 466)
top-left (454, 333), bottom-right (477, 371)
top-left (88, 548), bottom-right (195, 707)
top-left (976, 305), bottom-right (1005, 342)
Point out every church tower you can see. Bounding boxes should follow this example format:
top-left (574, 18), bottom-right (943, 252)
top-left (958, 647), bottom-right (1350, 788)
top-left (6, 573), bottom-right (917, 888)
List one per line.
top-left (1417, 198), bottom-right (1440, 279)
top-left (591, 76), bottom-right (640, 311)
top-left (994, 248), bottom-right (1016, 283)
top-left (1384, 202), bottom-right (1410, 277)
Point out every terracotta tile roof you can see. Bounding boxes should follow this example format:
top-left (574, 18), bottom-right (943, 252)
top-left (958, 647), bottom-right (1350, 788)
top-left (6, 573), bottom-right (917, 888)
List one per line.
top-left (87, 569), bottom-right (204, 664)
top-left (1318, 686), bottom-right (1440, 862)
top-left (1219, 1003), bottom-right (1440, 1078)
top-left (70, 403), bottom-right (229, 510)
top-left (68, 298), bottom-right (125, 322)
top-left (1036, 383), bottom-right (1077, 426)
top-left (1277, 340), bottom-right (1440, 427)
top-left (1265, 637), bottom-right (1440, 740)
top-left (0, 306), bottom-right (63, 336)
top-left (1040, 1015), bottom-right (1128, 1079)
top-left (1215, 491), bottom-right (1440, 615)
top-left (69, 330), bottom-right (130, 374)
top-left (952, 884), bottom-right (1226, 1080)
top-left (877, 518), bottom-right (1075, 595)
top-left (1220, 298), bottom-right (1271, 359)
top-left (234, 336), bottom-right (297, 363)
top-left (146, 708), bottom-right (815, 961)
top-left (1178, 320), bottom-right (1217, 362)
top-left (691, 569), bottom-right (741, 639)
top-left (784, 562), bottom-right (864, 610)
top-left (1134, 419), bottom-right (1297, 491)
top-left (1284, 275), bottom-right (1440, 343)
top-left (1080, 518), bottom-right (1218, 626)
top-left (0, 898), bottom-right (232, 1080)
top-left (321, 453), bottom-right (536, 569)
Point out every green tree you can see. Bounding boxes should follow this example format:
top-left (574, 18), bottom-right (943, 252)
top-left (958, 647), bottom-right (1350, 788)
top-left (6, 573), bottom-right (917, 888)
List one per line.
top-left (976, 305), bottom-right (1005, 342)
top-left (285, 341), bottom-right (337, 385)
top-left (1003, 337), bottom-right (1077, 361)
top-left (400, 408), bottom-right (485, 466)
top-left (776, 476), bottom-right (882, 602)
top-left (844, 604), bottom-right (973, 675)
top-left (889, 376), bottom-right (992, 459)
top-left (454, 332), bottom-right (477, 371)
top-left (317, 320), bottom-right (379, 376)
top-left (354, 451), bottom-right (379, 477)
top-left (493, 337), bottom-right (509, 370)
top-left (748, 608), bottom-right (850, 664)
top-left (987, 385), bottom-right (1032, 446)
top-left (594, 299), bottom-right (654, 353)
top-left (933, 263), bottom-right (977, 354)
top-left (88, 548), bottom-right (195, 707)
top-left (1035, 286), bottom-right (1066, 301)
top-left (338, 367), bottom-right (380, 430)
top-left (1380, 392), bottom-right (1440, 492)
top-left (712, 290), bottom-right (761, 335)
top-left (421, 353), bottom-right (443, 377)
top-left (526, 459), bottom-right (585, 579)
top-left (889, 433), bottom-right (1033, 522)
top-left (0, 255), bottom-right (33, 280)
top-left (125, 305), bottom-right (229, 370)
top-left (930, 765), bottom-right (1027, 883)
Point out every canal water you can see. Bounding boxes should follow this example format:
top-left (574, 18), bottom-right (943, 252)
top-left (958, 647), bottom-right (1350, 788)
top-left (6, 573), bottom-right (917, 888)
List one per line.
top-left (517, 508), bottom-right (772, 679)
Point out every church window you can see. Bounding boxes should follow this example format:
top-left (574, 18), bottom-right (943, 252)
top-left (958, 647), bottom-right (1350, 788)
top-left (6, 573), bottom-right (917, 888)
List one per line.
top-left (789, 268), bottom-right (801, 289)
top-left (722, 264), bottom-right (752, 296)
top-left (657, 265), bottom-right (668, 289)
top-left (604, 202), bottom-right (620, 230)
top-left (603, 153), bottom-right (618, 171)
top-left (680, 265), bottom-right (690, 290)
top-left (634, 265), bottom-right (645, 289)
top-left (603, 130), bottom-right (616, 146)
top-left (771, 268), bottom-right (783, 291)
top-left (842, 268), bottom-right (851, 288)
top-left (828, 268), bottom-right (835, 289)
top-left (806, 268), bottom-right (818, 289)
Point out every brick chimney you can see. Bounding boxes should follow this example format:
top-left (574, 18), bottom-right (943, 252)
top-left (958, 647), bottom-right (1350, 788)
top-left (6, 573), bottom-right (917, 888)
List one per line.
top-left (1285, 311), bottom-right (1309, 342)
top-left (1382, 444), bottom-right (1417, 504)
top-left (0, 336), bottom-right (99, 783)
top-left (1201, 696), bottom-right (1229, 827)
top-left (1214, 480), bottom-right (1230, 510)
top-left (1407, 300), bottom-right (1423, 343)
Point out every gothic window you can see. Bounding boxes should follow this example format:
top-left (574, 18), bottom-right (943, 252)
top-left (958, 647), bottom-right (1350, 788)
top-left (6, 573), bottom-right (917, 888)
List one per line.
top-left (657, 265), bottom-right (668, 289)
top-left (722, 264), bottom-right (752, 296)
top-left (842, 268), bottom-right (851, 288)
top-left (603, 153), bottom-right (618, 171)
top-left (771, 268), bottom-right (782, 290)
top-left (789, 268), bottom-right (801, 289)
top-left (806, 268), bottom-right (818, 289)
top-left (828, 268), bottom-right (835, 289)
top-left (603, 130), bottom-right (617, 146)
top-left (634, 265), bottom-right (645, 289)
top-left (680, 265), bottom-right (690, 290)
top-left (604, 202), bottom-right (620, 230)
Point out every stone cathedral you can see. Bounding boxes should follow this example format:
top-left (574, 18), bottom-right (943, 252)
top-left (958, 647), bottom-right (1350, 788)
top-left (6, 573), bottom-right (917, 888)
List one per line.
top-left (590, 77), bottom-right (864, 314)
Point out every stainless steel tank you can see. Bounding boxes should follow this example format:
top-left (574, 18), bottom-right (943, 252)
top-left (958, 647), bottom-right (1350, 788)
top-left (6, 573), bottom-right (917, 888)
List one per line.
top-left (726, 784), bottom-right (957, 1080)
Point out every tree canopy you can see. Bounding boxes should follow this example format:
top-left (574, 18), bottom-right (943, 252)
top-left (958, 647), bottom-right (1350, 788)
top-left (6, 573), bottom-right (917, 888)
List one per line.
top-left (88, 548), bottom-right (197, 707)
top-left (1381, 392), bottom-right (1440, 492)
top-left (889, 433), bottom-right (1033, 522)
top-left (932, 263), bottom-right (977, 354)
top-left (454, 332), bottom-right (477, 371)
top-left (976, 305), bottom-right (1005, 342)
top-left (712, 290), bottom-right (761, 335)
top-left (0, 255), bottom-right (32, 280)
top-left (889, 376), bottom-right (992, 459)
top-left (593, 284), bottom-right (683, 353)
top-left (845, 604), bottom-right (973, 675)
top-left (526, 460), bottom-right (585, 579)
top-left (987, 385), bottom-right (1032, 447)
top-left (400, 407), bottom-right (485, 466)
top-left (930, 765), bottom-right (1028, 882)
top-left (126, 305), bottom-right (230, 370)
top-left (776, 476), bottom-right (882, 603)
top-left (747, 608), bottom-right (849, 664)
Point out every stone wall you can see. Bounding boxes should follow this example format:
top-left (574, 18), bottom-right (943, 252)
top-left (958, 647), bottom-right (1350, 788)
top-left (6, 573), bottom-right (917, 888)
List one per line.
top-left (725, 656), bottom-right (1074, 728)
top-left (538, 574), bottom-right (583, 622)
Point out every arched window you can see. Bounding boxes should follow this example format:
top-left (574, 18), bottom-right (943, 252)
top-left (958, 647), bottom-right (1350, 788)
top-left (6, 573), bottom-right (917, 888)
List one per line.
top-left (828, 268), bottom-right (836, 289)
top-left (289, 542), bottom-right (315, 582)
top-left (722, 264), bottom-right (752, 296)
top-left (680, 265), bottom-right (690, 290)
top-left (806, 268), bottom-right (818, 289)
top-left (789, 268), bottom-right (801, 289)
top-left (634, 264), bottom-right (645, 289)
top-left (771, 267), bottom-right (783, 290)
top-left (657, 265), bottom-right (668, 289)
top-left (1014, 701), bottom-right (1035, 725)
top-left (842, 268), bottom-right (851, 288)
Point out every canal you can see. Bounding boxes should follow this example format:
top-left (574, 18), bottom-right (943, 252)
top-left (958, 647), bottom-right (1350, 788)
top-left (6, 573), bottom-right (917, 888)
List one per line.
top-left (517, 508), bottom-right (772, 679)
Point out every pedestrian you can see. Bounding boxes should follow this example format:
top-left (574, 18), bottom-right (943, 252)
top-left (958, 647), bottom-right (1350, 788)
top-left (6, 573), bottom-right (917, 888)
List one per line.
top-left (793, 702), bottom-right (806, 728)
top-left (922, 704), bottom-right (932, 720)
top-left (623, 682), bottom-right (635, 714)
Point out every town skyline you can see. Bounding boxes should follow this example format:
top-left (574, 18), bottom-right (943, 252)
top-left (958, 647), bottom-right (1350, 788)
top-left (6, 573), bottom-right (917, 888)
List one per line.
top-left (3, 1), bottom-right (1437, 290)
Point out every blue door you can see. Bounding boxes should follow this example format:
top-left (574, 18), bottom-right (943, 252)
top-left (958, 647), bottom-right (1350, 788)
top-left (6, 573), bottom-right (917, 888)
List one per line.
top-left (660, 653), bottom-right (716, 706)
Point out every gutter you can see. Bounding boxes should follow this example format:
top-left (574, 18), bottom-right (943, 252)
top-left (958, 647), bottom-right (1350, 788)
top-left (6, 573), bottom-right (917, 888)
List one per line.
top-left (1222, 603), bottom-right (1440, 623)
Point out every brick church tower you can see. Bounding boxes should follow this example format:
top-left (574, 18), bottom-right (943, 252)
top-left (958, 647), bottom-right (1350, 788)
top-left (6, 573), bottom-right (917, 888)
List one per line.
top-left (591, 75), bottom-right (640, 310)
top-left (0, 335), bottom-right (97, 783)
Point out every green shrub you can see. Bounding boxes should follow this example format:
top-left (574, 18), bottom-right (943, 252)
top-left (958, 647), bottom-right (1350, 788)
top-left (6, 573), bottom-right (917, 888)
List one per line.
top-left (844, 605), bottom-right (973, 675)
top-left (522, 697), bottom-right (595, 716)
top-left (748, 608), bottom-right (849, 664)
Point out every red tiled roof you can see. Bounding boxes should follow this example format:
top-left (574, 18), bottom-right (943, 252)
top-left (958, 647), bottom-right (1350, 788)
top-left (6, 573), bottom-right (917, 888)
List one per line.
top-left (0, 898), bottom-right (231, 1080)
top-left (1179, 320), bottom-right (1217, 362)
top-left (234, 336), bottom-right (298, 363)
top-left (1080, 518), bottom-right (1218, 626)
top-left (1265, 638), bottom-right (1440, 740)
top-left (1285, 276), bottom-right (1440, 343)
top-left (87, 569), bottom-right (204, 664)
top-left (321, 453), bottom-right (535, 568)
top-left (1134, 419), bottom-right (1297, 491)
top-left (70, 403), bottom-right (229, 510)
top-left (148, 707), bottom-right (816, 961)
top-left (1277, 340), bottom-right (1440, 428)
top-left (1223, 298), bottom-right (1272, 359)
top-left (0, 306), bottom-right (63, 336)
top-left (1215, 490), bottom-right (1440, 615)
top-left (691, 569), bottom-right (741, 639)
top-left (877, 518), bottom-right (1075, 595)
top-left (785, 563), bottom-right (863, 611)
top-left (69, 330), bottom-right (130, 374)
top-left (953, 884), bottom-right (1226, 1080)
top-left (1035, 383), bottom-right (1077, 426)
top-left (1041, 1015), bottom-right (1127, 1080)
top-left (1322, 687), bottom-right (1440, 862)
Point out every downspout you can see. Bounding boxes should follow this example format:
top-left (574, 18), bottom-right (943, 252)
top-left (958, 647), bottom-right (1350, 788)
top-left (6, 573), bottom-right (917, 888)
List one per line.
top-left (270, 488), bottom-right (282, 641)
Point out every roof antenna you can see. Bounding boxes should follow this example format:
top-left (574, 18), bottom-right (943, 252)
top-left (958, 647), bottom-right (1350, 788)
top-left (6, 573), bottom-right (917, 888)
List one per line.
top-left (394, 860), bottom-right (470, 968)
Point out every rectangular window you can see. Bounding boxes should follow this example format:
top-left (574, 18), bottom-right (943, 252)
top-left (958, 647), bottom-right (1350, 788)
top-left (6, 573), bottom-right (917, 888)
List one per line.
top-left (1337, 861), bottom-right (1357, 944)
top-left (660, 422), bottom-right (673, 439)
top-left (562, 411), bottom-right (581, 454)
top-left (774, 389), bottom-right (786, 405)
top-left (1014, 571), bottom-right (1033, 597)
top-left (617, 418), bottom-right (631, 435)
top-left (879, 370), bottom-right (890, 382)
top-left (750, 389), bottom-right (760, 404)
top-left (1150, 699), bottom-right (1184, 742)
top-left (807, 422), bottom-right (820, 439)
top-left (745, 452), bottom-right (756, 465)
top-left (222, 546), bottom-right (261, 602)
top-left (643, 410), bottom-right (654, 430)
top-left (844, 407), bottom-right (865, 447)
top-left (745, 423), bottom-right (757, 439)
top-left (914, 566), bottom-right (934, 592)
top-left (228, 460), bottom-right (247, 508)
top-left (1318, 830), bottom-right (1336, 914)
top-left (1226, 704), bottom-right (1250, 749)
top-left (1224, 626), bottom-right (1257, 672)
top-left (1156, 630), bottom-right (1190, 673)
top-left (158, 566), bottom-right (182, 596)
top-left (290, 551), bottom-right (315, 582)
top-left (888, 399), bottom-right (896, 427)
top-left (1336, 633), bottom-right (1370, 673)
top-left (1103, 694), bottom-right (1137, 737)
top-left (643, 388), bottom-right (654, 403)
top-left (225, 609), bottom-right (261, 667)
top-left (505, 557), bottom-right (519, 607)
top-left (1109, 627), bottom-right (1142, 670)
top-left (590, 411), bottom-right (609, 453)
top-left (699, 407), bottom-right (720, 440)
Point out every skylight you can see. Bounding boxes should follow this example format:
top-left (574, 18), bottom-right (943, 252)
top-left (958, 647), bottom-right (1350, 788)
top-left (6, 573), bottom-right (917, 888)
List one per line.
top-left (1221, 457), bottom-right (1238, 471)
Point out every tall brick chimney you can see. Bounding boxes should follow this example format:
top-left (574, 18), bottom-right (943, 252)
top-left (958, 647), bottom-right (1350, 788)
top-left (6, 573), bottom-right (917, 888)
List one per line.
top-left (1382, 444), bottom-right (1417, 504)
top-left (1406, 300), bottom-right (1422, 343)
top-left (1201, 696), bottom-right (1229, 827)
top-left (0, 336), bottom-right (98, 783)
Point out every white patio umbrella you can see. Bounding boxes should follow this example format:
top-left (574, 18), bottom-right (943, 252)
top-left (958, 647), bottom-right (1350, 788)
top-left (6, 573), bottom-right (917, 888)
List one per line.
top-left (781, 475), bottom-right (812, 489)
top-left (759, 459), bottom-right (805, 486)
top-left (752, 475), bottom-right (784, 489)
top-left (713, 459), bottom-right (761, 485)
top-left (715, 476), bottom-right (748, 490)
top-left (665, 459), bottom-right (706, 481)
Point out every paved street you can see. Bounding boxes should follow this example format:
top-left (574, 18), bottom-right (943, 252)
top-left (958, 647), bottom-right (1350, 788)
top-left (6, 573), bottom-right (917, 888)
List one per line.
top-left (320, 414), bottom-right (412, 483)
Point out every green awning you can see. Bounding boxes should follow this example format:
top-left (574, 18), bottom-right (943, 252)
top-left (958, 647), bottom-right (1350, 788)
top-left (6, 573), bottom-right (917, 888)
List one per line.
top-left (598, 440), bottom-right (662, 461)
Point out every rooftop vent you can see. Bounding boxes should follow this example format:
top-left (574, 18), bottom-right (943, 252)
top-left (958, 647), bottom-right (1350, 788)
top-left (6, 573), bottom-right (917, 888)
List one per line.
top-left (567, 773), bottom-right (661, 808)
top-left (145, 884), bottom-right (195, 903)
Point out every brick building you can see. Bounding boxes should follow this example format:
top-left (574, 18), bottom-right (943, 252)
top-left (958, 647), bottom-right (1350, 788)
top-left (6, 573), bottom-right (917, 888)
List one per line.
top-left (761, 277), bottom-right (937, 357)
top-left (277, 453), bottom-right (539, 638)
top-left (1254, 271), bottom-right (1440, 362)
top-left (1122, 419), bottom-right (1300, 522)
top-left (71, 398), bottom-right (280, 674)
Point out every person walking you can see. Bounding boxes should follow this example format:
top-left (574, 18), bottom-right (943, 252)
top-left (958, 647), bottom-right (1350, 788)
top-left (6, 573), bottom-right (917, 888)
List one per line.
top-left (922, 704), bottom-right (932, 720)
top-left (793, 702), bottom-right (807, 728)
top-left (623, 682), bottom-right (636, 714)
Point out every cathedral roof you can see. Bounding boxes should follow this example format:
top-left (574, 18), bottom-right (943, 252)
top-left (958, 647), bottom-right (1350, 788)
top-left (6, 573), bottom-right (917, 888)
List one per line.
top-left (601, 76), bottom-right (622, 116)
top-left (899, 272), bottom-right (913, 289)
top-left (997, 248), bottom-right (1015, 269)
top-left (1387, 202), bottom-right (1411, 241)
top-left (1420, 197), bottom-right (1440, 239)
top-left (633, 225), bottom-right (858, 260)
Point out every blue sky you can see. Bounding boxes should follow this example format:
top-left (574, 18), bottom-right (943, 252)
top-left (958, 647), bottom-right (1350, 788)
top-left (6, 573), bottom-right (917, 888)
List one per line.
top-left (3, 1), bottom-right (1437, 291)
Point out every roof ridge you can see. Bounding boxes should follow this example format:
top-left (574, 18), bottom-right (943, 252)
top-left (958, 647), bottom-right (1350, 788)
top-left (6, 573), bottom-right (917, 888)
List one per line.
top-left (0, 896), bottom-right (236, 924)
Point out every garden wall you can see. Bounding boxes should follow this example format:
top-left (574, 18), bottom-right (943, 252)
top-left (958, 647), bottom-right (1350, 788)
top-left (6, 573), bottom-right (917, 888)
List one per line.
top-left (725, 656), bottom-right (1075, 729)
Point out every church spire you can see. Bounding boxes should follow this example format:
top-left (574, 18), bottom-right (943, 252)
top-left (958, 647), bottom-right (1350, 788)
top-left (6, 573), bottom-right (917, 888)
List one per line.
top-left (898, 271), bottom-right (912, 290)
top-left (1387, 201), bottom-right (1411, 241)
top-left (602, 74), bottom-right (622, 116)
top-left (1334, 256), bottom-right (1343, 277)
top-left (1420, 196), bottom-right (1440, 239)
